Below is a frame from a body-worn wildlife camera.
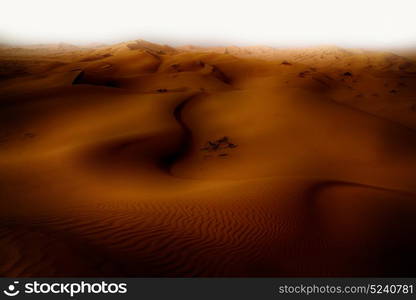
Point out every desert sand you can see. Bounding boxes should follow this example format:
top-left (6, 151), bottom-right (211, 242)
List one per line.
top-left (1, 40), bottom-right (416, 276)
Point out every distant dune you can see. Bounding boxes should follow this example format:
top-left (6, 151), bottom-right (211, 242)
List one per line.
top-left (1, 40), bottom-right (416, 276)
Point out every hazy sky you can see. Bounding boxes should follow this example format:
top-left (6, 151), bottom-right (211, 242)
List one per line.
top-left (1, 0), bottom-right (415, 48)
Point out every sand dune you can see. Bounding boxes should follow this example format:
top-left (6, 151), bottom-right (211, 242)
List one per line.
top-left (1, 40), bottom-right (416, 276)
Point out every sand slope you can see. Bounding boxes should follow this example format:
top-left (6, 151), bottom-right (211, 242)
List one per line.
top-left (1, 41), bottom-right (416, 276)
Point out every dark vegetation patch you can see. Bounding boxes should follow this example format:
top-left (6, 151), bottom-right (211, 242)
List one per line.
top-left (298, 71), bottom-right (311, 78)
top-left (201, 136), bottom-right (237, 153)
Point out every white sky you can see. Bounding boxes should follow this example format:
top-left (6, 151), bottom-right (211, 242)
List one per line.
top-left (1, 0), bottom-right (415, 48)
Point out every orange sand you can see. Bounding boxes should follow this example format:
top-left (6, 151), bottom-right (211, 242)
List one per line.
top-left (1, 40), bottom-right (416, 276)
